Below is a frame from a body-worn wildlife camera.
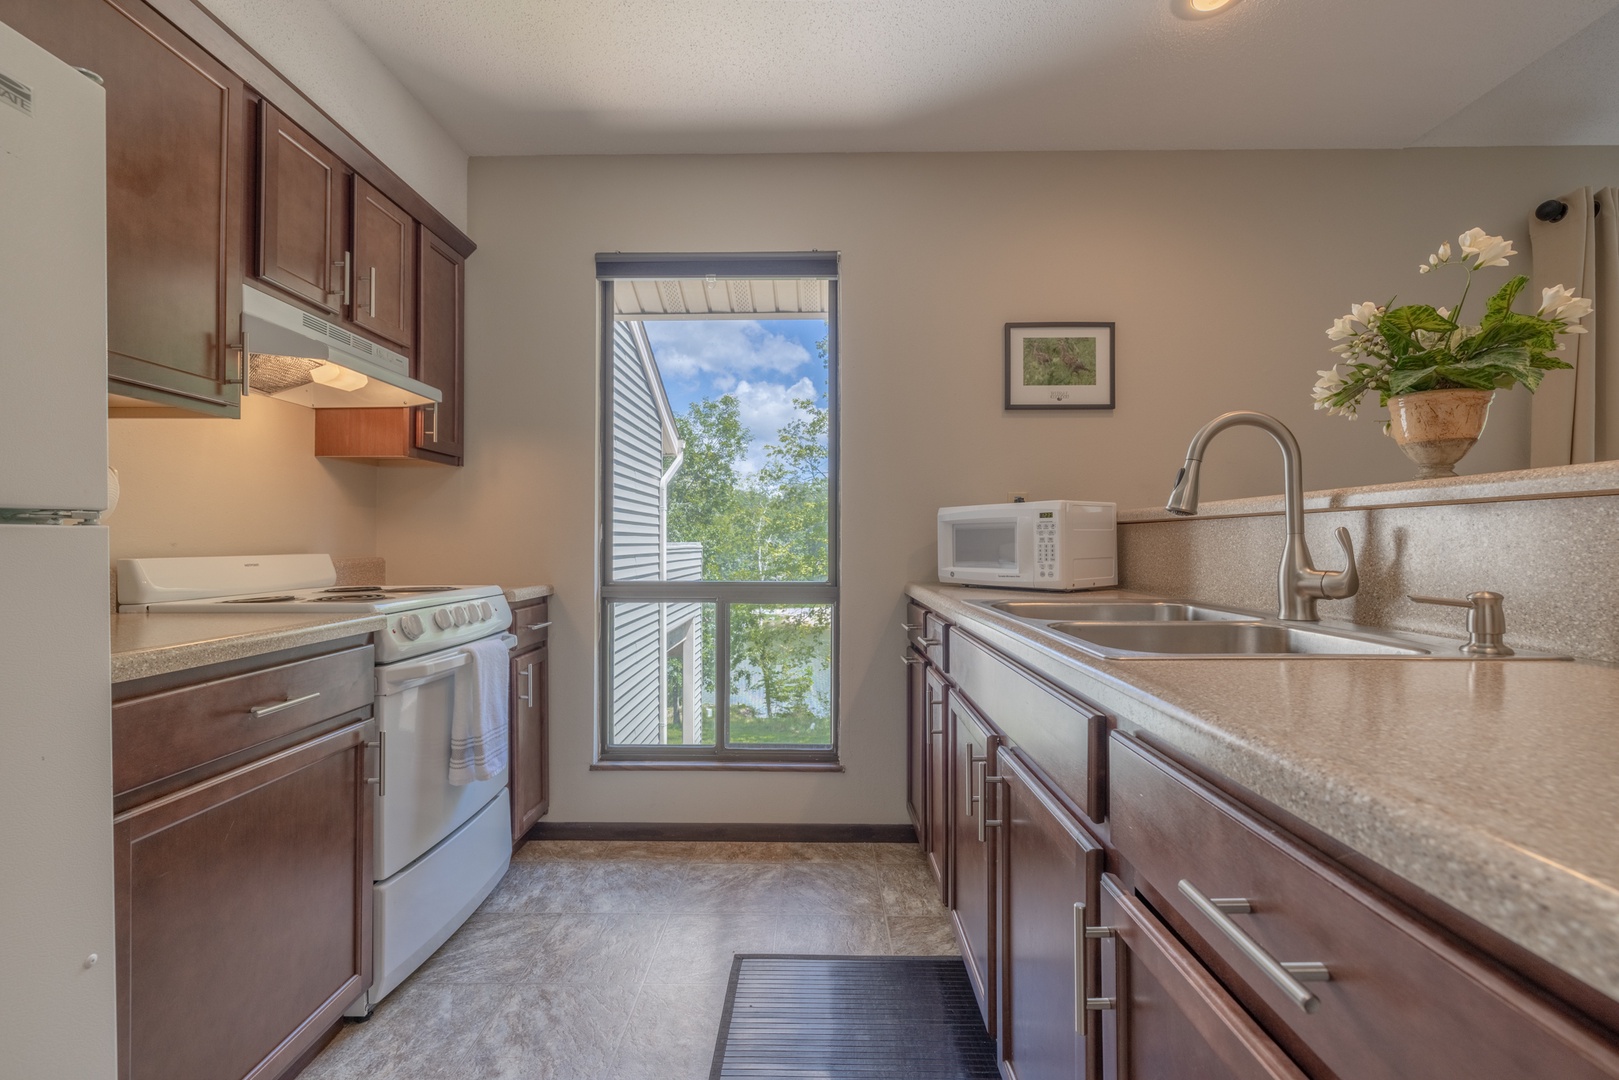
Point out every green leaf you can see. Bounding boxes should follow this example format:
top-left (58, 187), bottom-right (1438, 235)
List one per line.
top-left (1483, 275), bottom-right (1529, 323)
top-left (1387, 365), bottom-right (1439, 396)
top-left (1381, 304), bottom-right (1456, 336)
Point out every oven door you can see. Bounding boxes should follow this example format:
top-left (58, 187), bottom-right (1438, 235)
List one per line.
top-left (938, 510), bottom-right (1032, 585)
top-left (372, 636), bottom-right (514, 881)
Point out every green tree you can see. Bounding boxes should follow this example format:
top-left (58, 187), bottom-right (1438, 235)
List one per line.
top-left (663, 339), bottom-right (832, 741)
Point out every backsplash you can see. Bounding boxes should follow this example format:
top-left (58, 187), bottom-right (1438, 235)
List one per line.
top-left (1118, 462), bottom-right (1619, 664)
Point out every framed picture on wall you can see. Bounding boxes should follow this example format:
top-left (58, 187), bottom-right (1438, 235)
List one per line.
top-left (1004, 322), bottom-right (1115, 410)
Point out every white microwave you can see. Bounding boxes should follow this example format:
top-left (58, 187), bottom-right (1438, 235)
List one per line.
top-left (937, 501), bottom-right (1117, 590)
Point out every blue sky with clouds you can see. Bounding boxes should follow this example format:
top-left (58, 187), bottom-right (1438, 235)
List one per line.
top-left (643, 318), bottom-right (828, 473)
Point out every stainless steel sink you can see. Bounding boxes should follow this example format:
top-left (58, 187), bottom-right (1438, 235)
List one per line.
top-left (986, 600), bottom-right (1249, 622)
top-left (1047, 621), bottom-right (1431, 658)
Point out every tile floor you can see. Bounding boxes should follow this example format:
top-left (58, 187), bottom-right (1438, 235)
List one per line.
top-left (302, 840), bottom-right (958, 1080)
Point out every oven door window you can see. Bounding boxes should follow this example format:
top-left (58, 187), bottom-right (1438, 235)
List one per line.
top-left (952, 521), bottom-right (1018, 570)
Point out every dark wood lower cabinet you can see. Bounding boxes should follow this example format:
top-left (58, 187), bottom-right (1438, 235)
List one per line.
top-left (113, 719), bottom-right (374, 1080)
top-left (923, 668), bottom-right (951, 904)
top-left (949, 694), bottom-right (1000, 1032)
top-left (510, 642), bottom-right (549, 841)
top-left (997, 750), bottom-right (1103, 1080)
top-left (905, 650), bottom-right (927, 842)
top-left (1097, 875), bottom-right (1307, 1080)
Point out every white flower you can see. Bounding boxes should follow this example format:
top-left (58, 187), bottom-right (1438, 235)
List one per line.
top-left (1350, 301), bottom-right (1382, 325)
top-left (1538, 284), bottom-right (1593, 330)
top-left (1458, 227), bottom-right (1515, 269)
top-left (1437, 307), bottom-right (1450, 319)
top-left (1325, 315), bottom-right (1356, 341)
top-left (1438, 242), bottom-right (1452, 261)
top-left (1419, 264), bottom-right (1431, 273)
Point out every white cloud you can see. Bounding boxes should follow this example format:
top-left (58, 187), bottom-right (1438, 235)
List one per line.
top-left (646, 320), bottom-right (811, 380)
top-left (733, 377), bottom-right (816, 473)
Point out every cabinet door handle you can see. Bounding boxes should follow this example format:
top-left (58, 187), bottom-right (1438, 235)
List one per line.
top-left (1177, 879), bottom-right (1330, 1013)
top-left (519, 662), bottom-right (535, 708)
top-left (901, 653), bottom-right (924, 666)
top-left (1074, 901), bottom-right (1117, 1027)
top-left (965, 746), bottom-right (983, 819)
top-left (338, 251), bottom-right (352, 306)
top-left (366, 729), bottom-right (386, 797)
top-left (368, 265), bottom-right (377, 317)
top-left (228, 329), bottom-right (251, 396)
top-left (248, 690), bottom-right (319, 718)
top-left (424, 402), bottom-right (439, 443)
top-left (919, 637), bottom-right (941, 647)
top-left (900, 622), bottom-right (923, 632)
top-left (525, 621), bottom-right (552, 632)
top-left (977, 767), bottom-right (1004, 843)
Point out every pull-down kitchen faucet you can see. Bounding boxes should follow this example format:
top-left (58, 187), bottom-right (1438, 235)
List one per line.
top-left (1165, 411), bottom-right (1358, 622)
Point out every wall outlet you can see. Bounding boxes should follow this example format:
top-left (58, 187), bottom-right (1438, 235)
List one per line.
top-left (1009, 491), bottom-right (1028, 503)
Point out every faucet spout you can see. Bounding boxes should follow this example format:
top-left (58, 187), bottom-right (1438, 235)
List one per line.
top-left (1164, 411), bottom-right (1358, 621)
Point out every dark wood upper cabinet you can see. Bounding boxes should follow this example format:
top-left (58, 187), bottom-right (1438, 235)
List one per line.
top-left (1, 0), bottom-right (247, 416)
top-left (350, 175), bottom-right (414, 349)
top-left (414, 225), bottom-right (465, 461)
top-left (257, 101), bottom-right (347, 316)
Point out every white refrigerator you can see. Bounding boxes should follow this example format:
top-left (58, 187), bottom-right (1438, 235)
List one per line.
top-left (0, 20), bottom-right (119, 1080)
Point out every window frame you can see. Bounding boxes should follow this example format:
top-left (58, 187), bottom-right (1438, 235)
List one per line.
top-left (596, 259), bottom-right (840, 766)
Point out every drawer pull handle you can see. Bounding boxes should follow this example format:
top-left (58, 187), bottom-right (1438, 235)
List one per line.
top-left (1178, 879), bottom-right (1330, 1014)
top-left (901, 653), bottom-right (925, 666)
top-left (901, 622), bottom-right (923, 632)
top-left (919, 637), bottom-right (941, 647)
top-left (1074, 901), bottom-right (1117, 1028)
top-left (248, 691), bottom-right (320, 718)
top-left (525, 621), bottom-right (552, 632)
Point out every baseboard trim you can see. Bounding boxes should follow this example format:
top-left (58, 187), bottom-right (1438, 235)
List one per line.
top-left (522, 821), bottom-right (919, 844)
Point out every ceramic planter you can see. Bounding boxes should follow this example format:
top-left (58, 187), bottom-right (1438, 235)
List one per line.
top-left (1385, 388), bottom-right (1494, 479)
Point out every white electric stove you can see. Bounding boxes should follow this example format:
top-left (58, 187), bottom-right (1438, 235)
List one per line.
top-left (117, 554), bottom-right (516, 1014)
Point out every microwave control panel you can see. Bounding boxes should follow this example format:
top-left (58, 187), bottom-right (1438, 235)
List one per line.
top-left (1036, 517), bottom-right (1058, 580)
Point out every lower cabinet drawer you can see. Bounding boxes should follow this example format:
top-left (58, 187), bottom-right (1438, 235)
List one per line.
top-left (114, 644), bottom-right (374, 798)
top-left (507, 599), bottom-right (550, 652)
top-left (1109, 732), bottom-right (1619, 1080)
top-left (1098, 874), bottom-right (1308, 1080)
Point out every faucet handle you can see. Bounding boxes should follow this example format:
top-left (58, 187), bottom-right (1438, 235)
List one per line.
top-left (1409, 591), bottom-right (1514, 657)
top-left (1317, 527), bottom-right (1359, 600)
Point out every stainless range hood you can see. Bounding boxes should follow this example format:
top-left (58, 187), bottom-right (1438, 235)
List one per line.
top-left (241, 285), bottom-right (441, 408)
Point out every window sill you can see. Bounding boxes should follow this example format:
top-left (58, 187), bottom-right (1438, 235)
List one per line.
top-left (591, 759), bottom-right (844, 773)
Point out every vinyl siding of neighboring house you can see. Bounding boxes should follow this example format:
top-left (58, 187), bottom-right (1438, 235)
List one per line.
top-left (608, 321), bottom-right (703, 746)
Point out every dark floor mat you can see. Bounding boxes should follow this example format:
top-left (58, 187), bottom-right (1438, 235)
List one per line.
top-left (709, 954), bottom-right (1000, 1079)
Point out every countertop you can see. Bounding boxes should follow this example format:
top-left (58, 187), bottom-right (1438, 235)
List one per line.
top-left (111, 612), bottom-right (387, 684)
top-left (503, 585), bottom-right (554, 604)
top-left (908, 582), bottom-right (1619, 1004)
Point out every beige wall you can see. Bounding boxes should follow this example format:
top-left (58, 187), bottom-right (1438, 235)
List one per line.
top-left (373, 147), bottom-right (1619, 825)
top-left (107, 394), bottom-right (377, 564)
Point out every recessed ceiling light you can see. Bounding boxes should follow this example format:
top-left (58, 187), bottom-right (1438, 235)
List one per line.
top-left (1174, 0), bottom-right (1240, 18)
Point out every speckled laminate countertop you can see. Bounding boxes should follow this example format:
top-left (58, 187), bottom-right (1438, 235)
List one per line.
top-left (908, 582), bottom-right (1619, 1004)
top-left (111, 612), bottom-right (386, 684)
top-left (503, 585), bottom-right (554, 604)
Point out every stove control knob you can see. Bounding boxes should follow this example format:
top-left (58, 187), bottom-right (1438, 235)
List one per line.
top-left (453, 606), bottom-right (468, 626)
top-left (434, 608), bottom-right (455, 631)
top-left (399, 613), bottom-right (425, 641)
top-left (478, 601), bottom-right (494, 621)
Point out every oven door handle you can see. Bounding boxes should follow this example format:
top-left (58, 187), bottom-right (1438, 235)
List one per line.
top-left (377, 651), bottom-right (470, 695)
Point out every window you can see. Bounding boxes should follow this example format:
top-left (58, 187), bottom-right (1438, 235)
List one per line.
top-left (597, 253), bottom-right (839, 763)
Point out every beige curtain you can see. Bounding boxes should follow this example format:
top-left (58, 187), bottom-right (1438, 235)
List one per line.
top-left (1528, 187), bottom-right (1619, 465)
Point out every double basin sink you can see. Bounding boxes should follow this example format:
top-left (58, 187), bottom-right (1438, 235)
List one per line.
top-left (976, 598), bottom-right (1564, 660)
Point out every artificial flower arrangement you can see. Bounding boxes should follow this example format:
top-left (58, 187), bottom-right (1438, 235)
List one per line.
top-left (1312, 228), bottom-right (1591, 422)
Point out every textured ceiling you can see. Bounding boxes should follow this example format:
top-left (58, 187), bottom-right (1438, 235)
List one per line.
top-left (321, 0), bottom-right (1619, 155)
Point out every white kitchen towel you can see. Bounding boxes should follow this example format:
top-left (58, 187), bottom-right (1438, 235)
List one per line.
top-left (448, 636), bottom-right (510, 786)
